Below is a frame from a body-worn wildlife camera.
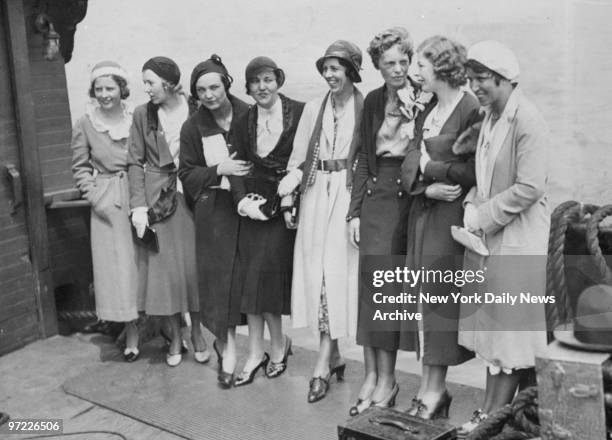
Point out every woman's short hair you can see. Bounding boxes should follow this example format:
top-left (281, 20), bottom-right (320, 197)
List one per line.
top-left (465, 59), bottom-right (505, 86)
top-left (417, 36), bottom-right (468, 88)
top-left (367, 27), bottom-right (414, 69)
top-left (336, 58), bottom-right (361, 83)
top-left (89, 74), bottom-right (130, 99)
top-left (245, 69), bottom-right (284, 94)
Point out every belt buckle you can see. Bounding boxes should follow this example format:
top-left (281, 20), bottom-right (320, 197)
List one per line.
top-left (320, 160), bottom-right (330, 174)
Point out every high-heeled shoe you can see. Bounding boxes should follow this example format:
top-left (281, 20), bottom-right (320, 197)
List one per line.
top-left (166, 350), bottom-right (182, 367)
top-left (213, 340), bottom-right (234, 389)
top-left (266, 335), bottom-right (293, 378)
top-left (160, 328), bottom-right (188, 354)
top-left (415, 390), bottom-right (452, 419)
top-left (235, 353), bottom-right (270, 387)
top-left (123, 347), bottom-right (140, 363)
top-left (457, 409), bottom-right (488, 437)
top-left (405, 396), bottom-right (422, 416)
top-left (371, 383), bottom-right (400, 408)
top-left (191, 335), bottom-right (210, 364)
top-left (349, 397), bottom-right (373, 416)
top-left (307, 360), bottom-right (346, 403)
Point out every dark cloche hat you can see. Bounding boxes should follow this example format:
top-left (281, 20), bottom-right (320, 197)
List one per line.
top-left (245, 56), bottom-right (285, 88)
top-left (316, 40), bottom-right (363, 83)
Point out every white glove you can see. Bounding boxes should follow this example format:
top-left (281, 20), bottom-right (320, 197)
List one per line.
top-left (244, 195), bottom-right (269, 221)
top-left (237, 196), bottom-right (252, 217)
top-left (463, 203), bottom-right (481, 233)
top-left (277, 169), bottom-right (302, 197)
top-left (131, 206), bottom-right (149, 238)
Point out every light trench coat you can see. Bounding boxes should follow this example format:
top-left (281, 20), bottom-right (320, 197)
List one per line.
top-left (288, 94), bottom-right (359, 339)
top-left (458, 88), bottom-right (550, 371)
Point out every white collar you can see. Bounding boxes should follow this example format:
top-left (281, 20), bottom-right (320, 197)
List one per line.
top-left (257, 96), bottom-right (282, 118)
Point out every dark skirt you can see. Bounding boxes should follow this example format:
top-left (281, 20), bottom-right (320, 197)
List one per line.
top-left (235, 214), bottom-right (295, 315)
top-left (398, 194), bottom-right (474, 365)
top-left (356, 158), bottom-right (411, 351)
top-left (194, 189), bottom-right (244, 341)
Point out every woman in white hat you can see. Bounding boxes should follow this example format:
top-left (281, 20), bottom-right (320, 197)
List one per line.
top-left (457, 40), bottom-right (550, 435)
top-left (71, 61), bottom-right (142, 361)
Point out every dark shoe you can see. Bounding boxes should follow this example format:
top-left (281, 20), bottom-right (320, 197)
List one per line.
top-left (457, 409), bottom-right (488, 437)
top-left (123, 347), bottom-right (140, 363)
top-left (217, 370), bottom-right (234, 389)
top-left (405, 396), bottom-right (422, 416)
top-left (0, 412), bottom-right (9, 427)
top-left (330, 361), bottom-right (346, 381)
top-left (307, 375), bottom-right (330, 403)
top-left (415, 390), bottom-right (452, 420)
top-left (266, 335), bottom-right (292, 378)
top-left (213, 340), bottom-right (234, 389)
top-left (235, 353), bottom-right (270, 387)
top-left (371, 383), bottom-right (400, 408)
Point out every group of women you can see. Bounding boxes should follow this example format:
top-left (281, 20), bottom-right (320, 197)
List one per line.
top-left (71, 26), bottom-right (549, 435)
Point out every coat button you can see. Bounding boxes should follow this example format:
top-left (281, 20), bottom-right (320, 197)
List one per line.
top-left (372, 177), bottom-right (377, 183)
top-left (398, 191), bottom-right (404, 197)
top-left (367, 189), bottom-right (372, 196)
top-left (396, 178), bottom-right (401, 185)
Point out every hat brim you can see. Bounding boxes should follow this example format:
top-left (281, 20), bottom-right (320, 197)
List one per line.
top-left (315, 56), bottom-right (362, 83)
top-left (553, 322), bottom-right (612, 352)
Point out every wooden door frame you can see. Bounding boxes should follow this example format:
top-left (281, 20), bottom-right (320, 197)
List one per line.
top-left (4, 0), bottom-right (58, 338)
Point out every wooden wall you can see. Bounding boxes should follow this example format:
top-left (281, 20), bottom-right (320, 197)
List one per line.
top-left (0, 0), bottom-right (93, 355)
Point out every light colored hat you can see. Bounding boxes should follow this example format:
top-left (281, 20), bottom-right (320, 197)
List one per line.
top-left (467, 40), bottom-right (520, 83)
top-left (90, 60), bottom-right (128, 83)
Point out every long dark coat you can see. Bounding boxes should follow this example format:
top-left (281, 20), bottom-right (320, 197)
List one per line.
top-left (229, 94), bottom-right (304, 315)
top-left (398, 92), bottom-right (481, 365)
top-left (178, 95), bottom-right (249, 341)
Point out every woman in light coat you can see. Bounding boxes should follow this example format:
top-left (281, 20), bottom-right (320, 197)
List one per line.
top-left (278, 40), bottom-right (363, 403)
top-left (457, 40), bottom-right (550, 435)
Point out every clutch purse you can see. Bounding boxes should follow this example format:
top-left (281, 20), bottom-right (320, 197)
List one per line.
top-left (131, 224), bottom-right (159, 253)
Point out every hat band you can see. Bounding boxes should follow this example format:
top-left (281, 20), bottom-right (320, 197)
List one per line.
top-left (91, 66), bottom-right (127, 83)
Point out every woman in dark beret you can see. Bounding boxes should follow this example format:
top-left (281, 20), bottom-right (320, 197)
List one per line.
top-left (228, 56), bottom-right (305, 387)
top-left (178, 55), bottom-right (252, 388)
top-left (128, 56), bottom-right (206, 368)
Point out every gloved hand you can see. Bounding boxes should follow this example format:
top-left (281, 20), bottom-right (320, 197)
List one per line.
top-left (245, 194), bottom-right (269, 221)
top-left (131, 206), bottom-right (149, 238)
top-left (277, 169), bottom-right (301, 197)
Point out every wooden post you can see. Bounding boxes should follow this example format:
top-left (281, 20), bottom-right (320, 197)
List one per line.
top-left (3, 0), bottom-right (57, 337)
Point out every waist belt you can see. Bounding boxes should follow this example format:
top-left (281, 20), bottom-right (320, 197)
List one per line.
top-left (317, 159), bottom-right (347, 172)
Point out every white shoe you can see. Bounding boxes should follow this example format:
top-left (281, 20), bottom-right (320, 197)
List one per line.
top-left (194, 349), bottom-right (211, 364)
top-left (166, 352), bottom-right (182, 367)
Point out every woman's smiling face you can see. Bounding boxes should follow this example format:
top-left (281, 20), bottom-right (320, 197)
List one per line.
top-left (321, 58), bottom-right (351, 95)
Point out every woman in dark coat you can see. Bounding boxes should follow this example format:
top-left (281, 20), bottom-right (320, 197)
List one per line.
top-left (398, 36), bottom-right (481, 419)
top-left (228, 57), bottom-right (304, 387)
top-left (347, 27), bottom-right (421, 414)
top-left (178, 55), bottom-right (251, 388)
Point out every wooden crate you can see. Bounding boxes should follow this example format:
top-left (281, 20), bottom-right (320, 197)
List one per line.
top-left (536, 341), bottom-right (611, 440)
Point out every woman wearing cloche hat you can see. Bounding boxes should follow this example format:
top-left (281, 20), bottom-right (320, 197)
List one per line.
top-left (456, 40), bottom-right (550, 435)
top-left (128, 56), bottom-right (206, 368)
top-left (226, 56), bottom-right (305, 388)
top-left (278, 39), bottom-right (364, 403)
top-left (71, 61), bottom-right (143, 362)
top-left (178, 54), bottom-right (252, 388)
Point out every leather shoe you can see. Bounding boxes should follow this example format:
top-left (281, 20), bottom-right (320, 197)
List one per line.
top-left (266, 335), bottom-right (292, 378)
top-left (235, 353), bottom-right (270, 387)
top-left (371, 383), bottom-right (400, 408)
top-left (415, 390), bottom-right (452, 419)
top-left (349, 397), bottom-right (372, 416)
top-left (123, 347), bottom-right (140, 363)
top-left (213, 340), bottom-right (234, 389)
top-left (307, 376), bottom-right (330, 403)
top-left (166, 351), bottom-right (182, 367)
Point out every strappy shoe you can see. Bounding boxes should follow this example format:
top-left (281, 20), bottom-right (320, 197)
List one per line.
top-left (235, 353), bottom-right (270, 387)
top-left (371, 383), bottom-right (400, 408)
top-left (414, 390), bottom-right (452, 419)
top-left (266, 335), bottom-right (293, 378)
top-left (457, 409), bottom-right (488, 438)
top-left (405, 396), bottom-right (422, 416)
top-left (123, 347), bottom-right (140, 363)
top-left (307, 360), bottom-right (346, 403)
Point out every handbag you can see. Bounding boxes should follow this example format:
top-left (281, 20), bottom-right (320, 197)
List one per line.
top-left (131, 224), bottom-right (159, 253)
top-left (147, 173), bottom-right (178, 225)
